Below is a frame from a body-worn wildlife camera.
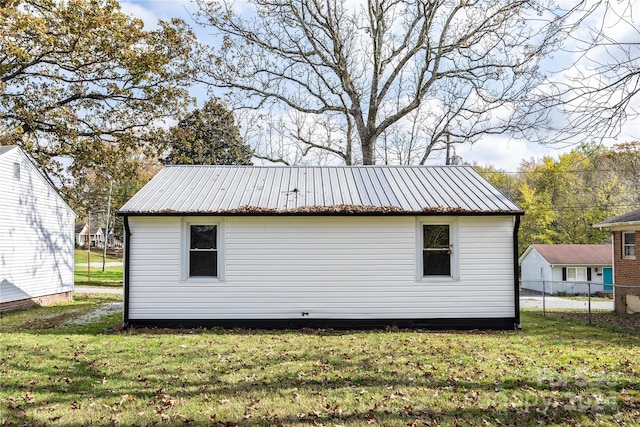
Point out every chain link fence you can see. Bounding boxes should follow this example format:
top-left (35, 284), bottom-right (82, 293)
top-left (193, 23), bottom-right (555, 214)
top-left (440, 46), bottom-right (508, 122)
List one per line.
top-left (520, 281), bottom-right (640, 323)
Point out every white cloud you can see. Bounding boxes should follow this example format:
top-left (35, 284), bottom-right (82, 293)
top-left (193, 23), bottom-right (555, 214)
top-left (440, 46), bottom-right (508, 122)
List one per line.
top-left (119, 1), bottom-right (200, 29)
top-left (119, 1), bottom-right (161, 29)
top-left (456, 136), bottom-right (539, 170)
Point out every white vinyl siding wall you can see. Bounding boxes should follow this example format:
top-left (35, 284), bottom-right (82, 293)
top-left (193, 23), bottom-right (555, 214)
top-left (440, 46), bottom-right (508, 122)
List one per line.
top-left (127, 215), bottom-right (515, 320)
top-left (0, 148), bottom-right (75, 304)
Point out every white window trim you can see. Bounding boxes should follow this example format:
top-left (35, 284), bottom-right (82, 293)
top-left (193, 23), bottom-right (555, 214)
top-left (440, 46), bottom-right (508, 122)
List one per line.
top-left (566, 267), bottom-right (587, 282)
top-left (181, 217), bottom-right (225, 283)
top-left (416, 217), bottom-right (459, 282)
top-left (622, 231), bottom-right (636, 259)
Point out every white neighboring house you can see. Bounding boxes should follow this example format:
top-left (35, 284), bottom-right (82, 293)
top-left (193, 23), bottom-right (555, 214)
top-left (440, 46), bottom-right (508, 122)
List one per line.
top-left (519, 244), bottom-right (613, 295)
top-left (0, 146), bottom-right (76, 312)
top-left (119, 165), bottom-right (524, 330)
top-left (75, 224), bottom-right (122, 249)
top-left (75, 224), bottom-right (105, 248)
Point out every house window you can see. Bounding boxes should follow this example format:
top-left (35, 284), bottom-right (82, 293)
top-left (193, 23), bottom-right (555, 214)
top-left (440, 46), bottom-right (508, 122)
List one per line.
top-left (13, 162), bottom-right (20, 180)
top-left (422, 224), bottom-right (451, 276)
top-left (566, 267), bottom-right (587, 282)
top-left (189, 225), bottom-right (217, 277)
top-left (623, 231), bottom-right (636, 259)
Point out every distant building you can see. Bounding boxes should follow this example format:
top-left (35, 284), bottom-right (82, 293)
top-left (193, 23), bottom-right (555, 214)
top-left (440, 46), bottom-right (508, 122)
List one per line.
top-left (75, 223), bottom-right (104, 248)
top-left (595, 209), bottom-right (640, 313)
top-left (519, 244), bottom-right (612, 295)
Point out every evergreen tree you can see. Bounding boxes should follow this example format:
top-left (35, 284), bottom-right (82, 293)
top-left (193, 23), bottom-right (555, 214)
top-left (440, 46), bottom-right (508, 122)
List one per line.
top-left (164, 100), bottom-right (253, 165)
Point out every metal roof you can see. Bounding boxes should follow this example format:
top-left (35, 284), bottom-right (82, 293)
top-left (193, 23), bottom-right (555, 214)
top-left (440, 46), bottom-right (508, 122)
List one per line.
top-left (119, 165), bottom-right (522, 216)
top-left (529, 244), bottom-right (612, 266)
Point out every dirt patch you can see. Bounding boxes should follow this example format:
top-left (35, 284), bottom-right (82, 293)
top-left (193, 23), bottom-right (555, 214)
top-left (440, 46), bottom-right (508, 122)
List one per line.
top-left (64, 302), bottom-right (123, 326)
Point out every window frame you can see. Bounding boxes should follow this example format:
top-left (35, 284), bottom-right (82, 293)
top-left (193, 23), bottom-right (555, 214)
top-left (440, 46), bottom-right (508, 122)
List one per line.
top-left (417, 218), bottom-right (459, 281)
top-left (622, 231), bottom-right (636, 259)
top-left (13, 162), bottom-right (20, 180)
top-left (181, 218), bottom-right (224, 283)
top-left (566, 267), bottom-right (587, 282)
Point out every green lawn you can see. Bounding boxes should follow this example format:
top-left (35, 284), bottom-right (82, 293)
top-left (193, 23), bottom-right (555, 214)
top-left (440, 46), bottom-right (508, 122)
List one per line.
top-left (74, 265), bottom-right (123, 287)
top-left (1, 299), bottom-right (638, 426)
top-left (74, 248), bottom-right (122, 264)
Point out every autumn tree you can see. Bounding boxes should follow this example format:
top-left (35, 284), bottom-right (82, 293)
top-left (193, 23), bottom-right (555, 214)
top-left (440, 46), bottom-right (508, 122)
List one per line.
top-left (602, 141), bottom-right (640, 206)
top-left (196, 0), bottom-right (569, 165)
top-left (0, 0), bottom-right (198, 196)
top-left (518, 152), bottom-right (611, 247)
top-left (473, 165), bottom-right (520, 204)
top-left (164, 100), bottom-right (253, 165)
top-left (478, 143), bottom-right (639, 254)
top-left (72, 149), bottom-right (163, 242)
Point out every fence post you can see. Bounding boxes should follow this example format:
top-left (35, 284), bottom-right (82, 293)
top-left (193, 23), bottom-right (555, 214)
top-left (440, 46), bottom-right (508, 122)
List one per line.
top-left (542, 280), bottom-right (546, 316)
top-left (588, 282), bottom-right (592, 325)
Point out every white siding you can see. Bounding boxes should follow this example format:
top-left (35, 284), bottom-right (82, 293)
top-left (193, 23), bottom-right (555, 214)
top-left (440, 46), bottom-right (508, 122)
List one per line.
top-left (127, 215), bottom-right (516, 320)
top-left (0, 148), bottom-right (76, 304)
top-left (520, 248), bottom-right (551, 293)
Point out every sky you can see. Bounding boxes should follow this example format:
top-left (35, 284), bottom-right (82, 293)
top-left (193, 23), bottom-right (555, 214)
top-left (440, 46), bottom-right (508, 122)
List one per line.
top-left (119, 0), bottom-right (638, 171)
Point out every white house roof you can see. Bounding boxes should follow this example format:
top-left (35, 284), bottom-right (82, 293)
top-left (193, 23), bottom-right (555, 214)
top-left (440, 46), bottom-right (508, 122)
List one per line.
top-left (119, 165), bottom-right (522, 216)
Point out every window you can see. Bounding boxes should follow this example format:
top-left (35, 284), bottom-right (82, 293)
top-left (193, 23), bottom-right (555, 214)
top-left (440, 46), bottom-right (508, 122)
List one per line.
top-left (623, 231), bottom-right (636, 258)
top-left (422, 224), bottom-right (451, 276)
top-left (566, 267), bottom-right (587, 282)
top-left (13, 162), bottom-right (20, 180)
top-left (189, 225), bottom-right (217, 277)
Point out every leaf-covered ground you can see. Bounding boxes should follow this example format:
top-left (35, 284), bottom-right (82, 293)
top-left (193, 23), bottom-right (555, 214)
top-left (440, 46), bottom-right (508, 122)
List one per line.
top-left (1, 297), bottom-right (639, 426)
top-left (544, 310), bottom-right (640, 336)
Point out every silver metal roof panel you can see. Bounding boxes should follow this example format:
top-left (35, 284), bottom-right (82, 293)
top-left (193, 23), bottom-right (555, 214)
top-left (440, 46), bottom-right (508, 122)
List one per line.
top-left (119, 165), bottom-right (522, 215)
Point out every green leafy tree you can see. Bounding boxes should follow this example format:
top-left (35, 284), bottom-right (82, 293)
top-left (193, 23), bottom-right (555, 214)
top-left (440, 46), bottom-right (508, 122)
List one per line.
top-left (517, 180), bottom-right (557, 253)
top-left (164, 100), bottom-right (253, 165)
top-left (0, 0), bottom-right (198, 194)
top-left (602, 141), bottom-right (640, 207)
top-left (473, 165), bottom-right (521, 205)
top-left (519, 151), bottom-right (612, 248)
top-left (73, 150), bottom-right (163, 241)
top-left (477, 144), bottom-right (638, 254)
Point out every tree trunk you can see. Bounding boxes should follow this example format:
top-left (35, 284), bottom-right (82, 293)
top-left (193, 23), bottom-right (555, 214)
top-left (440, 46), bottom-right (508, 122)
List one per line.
top-left (362, 138), bottom-right (376, 165)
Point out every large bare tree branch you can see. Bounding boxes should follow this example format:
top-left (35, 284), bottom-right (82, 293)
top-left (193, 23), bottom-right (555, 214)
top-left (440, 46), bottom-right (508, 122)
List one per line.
top-left (197, 0), bottom-right (569, 165)
top-left (524, 0), bottom-right (638, 143)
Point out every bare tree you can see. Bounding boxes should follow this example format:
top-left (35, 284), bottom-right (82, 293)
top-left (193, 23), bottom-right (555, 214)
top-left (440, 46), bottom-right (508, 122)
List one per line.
top-left (196, 0), bottom-right (568, 165)
top-left (530, 0), bottom-right (638, 142)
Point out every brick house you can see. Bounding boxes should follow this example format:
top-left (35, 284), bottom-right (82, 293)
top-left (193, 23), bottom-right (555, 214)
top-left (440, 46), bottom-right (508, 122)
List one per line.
top-left (595, 209), bottom-right (640, 314)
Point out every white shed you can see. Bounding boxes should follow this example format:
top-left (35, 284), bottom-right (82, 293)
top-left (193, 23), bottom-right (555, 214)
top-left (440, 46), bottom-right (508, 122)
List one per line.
top-left (0, 146), bottom-right (76, 311)
top-left (519, 244), bottom-right (612, 295)
top-left (119, 165), bottom-right (523, 329)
